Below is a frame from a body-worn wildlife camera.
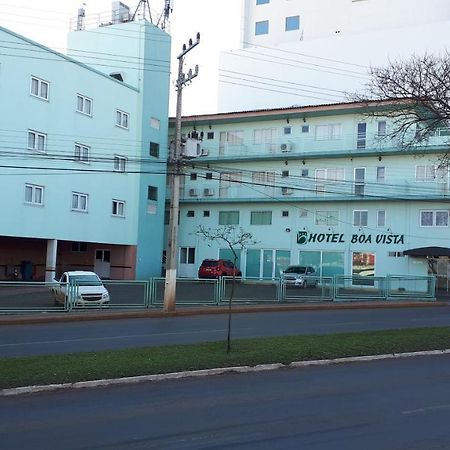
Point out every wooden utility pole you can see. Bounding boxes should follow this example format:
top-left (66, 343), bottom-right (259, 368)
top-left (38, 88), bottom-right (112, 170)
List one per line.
top-left (163, 33), bottom-right (200, 312)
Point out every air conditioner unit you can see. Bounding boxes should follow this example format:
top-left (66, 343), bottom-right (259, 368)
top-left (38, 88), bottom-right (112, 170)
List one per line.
top-left (281, 187), bottom-right (293, 195)
top-left (189, 188), bottom-right (198, 197)
top-left (203, 188), bottom-right (215, 196)
top-left (280, 143), bottom-right (293, 152)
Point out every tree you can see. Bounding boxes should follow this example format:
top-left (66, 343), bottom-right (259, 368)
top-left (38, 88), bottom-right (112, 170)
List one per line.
top-left (196, 225), bottom-right (258, 353)
top-left (353, 52), bottom-right (450, 166)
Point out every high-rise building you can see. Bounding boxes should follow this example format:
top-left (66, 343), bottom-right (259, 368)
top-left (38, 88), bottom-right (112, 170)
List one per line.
top-left (218, 0), bottom-right (450, 111)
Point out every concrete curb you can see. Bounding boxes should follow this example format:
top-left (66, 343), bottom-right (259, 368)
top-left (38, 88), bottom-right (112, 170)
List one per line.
top-left (1, 301), bottom-right (448, 326)
top-left (2, 349), bottom-right (450, 397)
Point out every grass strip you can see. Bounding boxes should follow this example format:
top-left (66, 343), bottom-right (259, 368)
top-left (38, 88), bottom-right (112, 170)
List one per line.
top-left (1, 326), bottom-right (450, 389)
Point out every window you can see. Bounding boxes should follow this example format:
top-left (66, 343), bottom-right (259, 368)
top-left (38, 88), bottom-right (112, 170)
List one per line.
top-left (71, 242), bottom-right (87, 252)
top-left (285, 15), bottom-right (300, 31)
top-left (27, 130), bottom-right (46, 153)
top-left (116, 109), bottom-right (129, 129)
top-left (255, 20), bottom-right (269, 35)
top-left (251, 211), bottom-right (272, 225)
top-left (76, 94), bottom-right (92, 116)
top-left (302, 125), bottom-right (310, 133)
top-left (30, 76), bottom-right (49, 100)
top-left (354, 168), bottom-right (365, 196)
top-left (315, 124), bottom-right (342, 140)
top-left (219, 211), bottom-right (240, 225)
top-left (207, 132), bottom-right (215, 140)
top-left (315, 211), bottom-right (339, 226)
top-left (24, 184), bottom-right (44, 205)
top-left (377, 121), bottom-right (387, 137)
top-left (203, 210), bottom-right (210, 217)
top-left (282, 210), bottom-right (289, 217)
top-left (420, 210), bottom-right (449, 227)
top-left (283, 126), bottom-right (292, 135)
top-left (114, 155), bottom-right (127, 172)
top-left (147, 186), bottom-right (158, 201)
top-left (180, 247), bottom-right (195, 264)
top-left (253, 128), bottom-right (277, 149)
top-left (149, 142), bottom-right (160, 158)
top-left (74, 144), bottom-right (90, 163)
top-left (315, 168), bottom-right (345, 193)
top-left (187, 210), bottom-right (195, 217)
top-left (376, 166), bottom-right (385, 183)
top-left (282, 170), bottom-right (289, 177)
top-left (150, 117), bottom-right (160, 130)
top-left (299, 209), bottom-right (308, 218)
top-left (219, 131), bottom-right (244, 154)
top-left (112, 200), bottom-right (125, 217)
top-left (357, 123), bottom-right (367, 149)
top-left (190, 173), bottom-right (197, 181)
top-left (353, 210), bottom-right (368, 227)
top-left (415, 165), bottom-right (447, 182)
top-left (72, 192), bottom-right (88, 212)
top-left (252, 171), bottom-right (275, 185)
top-left (301, 169), bottom-right (309, 177)
top-left (205, 172), bottom-right (213, 180)
top-left (256, 0), bottom-right (269, 4)
top-left (377, 210), bottom-right (386, 227)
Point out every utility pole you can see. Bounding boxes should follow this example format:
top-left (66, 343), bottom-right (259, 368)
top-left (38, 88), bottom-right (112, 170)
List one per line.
top-left (164, 33), bottom-right (200, 312)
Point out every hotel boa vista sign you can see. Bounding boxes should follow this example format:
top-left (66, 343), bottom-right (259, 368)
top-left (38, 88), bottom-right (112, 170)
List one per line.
top-left (297, 231), bottom-right (405, 245)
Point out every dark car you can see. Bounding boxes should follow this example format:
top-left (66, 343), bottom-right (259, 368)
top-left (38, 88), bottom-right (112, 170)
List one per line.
top-left (281, 265), bottom-right (318, 288)
top-left (198, 259), bottom-right (242, 279)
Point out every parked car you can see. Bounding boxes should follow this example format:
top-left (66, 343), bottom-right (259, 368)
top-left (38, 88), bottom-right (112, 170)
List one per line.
top-left (51, 271), bottom-right (110, 306)
top-left (198, 259), bottom-right (242, 279)
top-left (281, 265), bottom-right (318, 288)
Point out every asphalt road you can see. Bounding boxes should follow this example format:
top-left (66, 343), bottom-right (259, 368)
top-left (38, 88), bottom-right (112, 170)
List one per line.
top-left (1, 307), bottom-right (450, 357)
top-left (2, 355), bottom-right (450, 449)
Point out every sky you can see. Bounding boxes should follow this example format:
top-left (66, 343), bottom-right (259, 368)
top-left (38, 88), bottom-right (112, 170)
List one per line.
top-left (0, 0), bottom-right (241, 115)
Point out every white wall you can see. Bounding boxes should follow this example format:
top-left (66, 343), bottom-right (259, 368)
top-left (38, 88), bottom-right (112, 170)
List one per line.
top-left (219, 19), bottom-right (450, 112)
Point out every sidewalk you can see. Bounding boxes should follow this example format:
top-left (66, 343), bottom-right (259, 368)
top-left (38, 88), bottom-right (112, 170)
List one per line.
top-left (0, 300), bottom-right (448, 325)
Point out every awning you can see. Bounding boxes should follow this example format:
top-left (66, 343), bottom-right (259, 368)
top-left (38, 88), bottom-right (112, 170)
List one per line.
top-left (403, 247), bottom-right (450, 257)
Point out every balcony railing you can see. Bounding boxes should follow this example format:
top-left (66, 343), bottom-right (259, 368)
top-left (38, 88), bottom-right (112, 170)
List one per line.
top-left (192, 130), bottom-right (450, 160)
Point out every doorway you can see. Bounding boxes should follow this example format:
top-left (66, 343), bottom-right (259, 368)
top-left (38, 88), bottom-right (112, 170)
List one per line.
top-left (94, 250), bottom-right (111, 278)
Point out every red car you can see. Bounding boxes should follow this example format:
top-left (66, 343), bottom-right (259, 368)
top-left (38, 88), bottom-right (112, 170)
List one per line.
top-left (198, 259), bottom-right (242, 279)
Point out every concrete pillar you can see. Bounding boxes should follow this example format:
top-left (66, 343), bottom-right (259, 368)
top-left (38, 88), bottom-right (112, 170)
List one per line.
top-left (45, 239), bottom-right (58, 282)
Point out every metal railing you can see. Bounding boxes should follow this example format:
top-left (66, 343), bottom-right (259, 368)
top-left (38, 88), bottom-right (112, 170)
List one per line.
top-left (0, 275), bottom-right (438, 314)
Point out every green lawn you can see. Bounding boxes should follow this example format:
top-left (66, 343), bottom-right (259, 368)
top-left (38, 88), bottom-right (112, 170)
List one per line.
top-left (1, 327), bottom-right (450, 389)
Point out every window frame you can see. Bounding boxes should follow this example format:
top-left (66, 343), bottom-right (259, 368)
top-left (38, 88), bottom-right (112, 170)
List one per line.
top-left (24, 183), bottom-right (44, 206)
top-left (353, 210), bottom-right (368, 227)
top-left (147, 185), bottom-right (158, 201)
top-left (30, 76), bottom-right (49, 101)
top-left (114, 155), bottom-right (127, 173)
top-left (115, 109), bottom-right (129, 129)
top-left (219, 210), bottom-right (240, 225)
top-left (315, 210), bottom-right (339, 226)
top-left (285, 15), bottom-right (300, 31)
top-left (377, 210), bottom-right (386, 227)
top-left (71, 192), bottom-right (88, 213)
top-left (27, 130), bottom-right (47, 153)
top-left (420, 210), bottom-right (449, 227)
top-left (74, 143), bottom-right (90, 164)
top-left (250, 210), bottom-right (272, 225)
top-left (112, 199), bottom-right (126, 217)
top-left (76, 94), bottom-right (93, 116)
top-left (255, 20), bottom-right (269, 35)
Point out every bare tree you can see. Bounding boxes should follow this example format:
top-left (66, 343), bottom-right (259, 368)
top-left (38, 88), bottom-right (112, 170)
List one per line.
top-left (352, 52), bottom-right (450, 166)
top-left (196, 225), bottom-right (258, 353)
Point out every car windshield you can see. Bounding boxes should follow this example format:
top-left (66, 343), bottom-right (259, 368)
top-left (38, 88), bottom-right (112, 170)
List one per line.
top-left (284, 266), bottom-right (307, 274)
top-left (69, 275), bottom-right (102, 286)
top-left (201, 261), bottom-right (219, 267)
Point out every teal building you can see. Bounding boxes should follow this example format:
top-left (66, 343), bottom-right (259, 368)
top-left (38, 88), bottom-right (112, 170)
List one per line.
top-left (169, 102), bottom-right (450, 292)
top-left (0, 16), bottom-right (171, 280)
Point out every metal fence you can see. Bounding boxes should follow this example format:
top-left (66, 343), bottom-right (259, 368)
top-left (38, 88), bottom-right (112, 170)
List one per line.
top-left (0, 274), bottom-right (438, 314)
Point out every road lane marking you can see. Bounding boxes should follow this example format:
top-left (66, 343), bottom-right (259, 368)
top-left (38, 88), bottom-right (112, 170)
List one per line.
top-left (0, 329), bottom-right (229, 348)
top-left (402, 404), bottom-right (450, 415)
